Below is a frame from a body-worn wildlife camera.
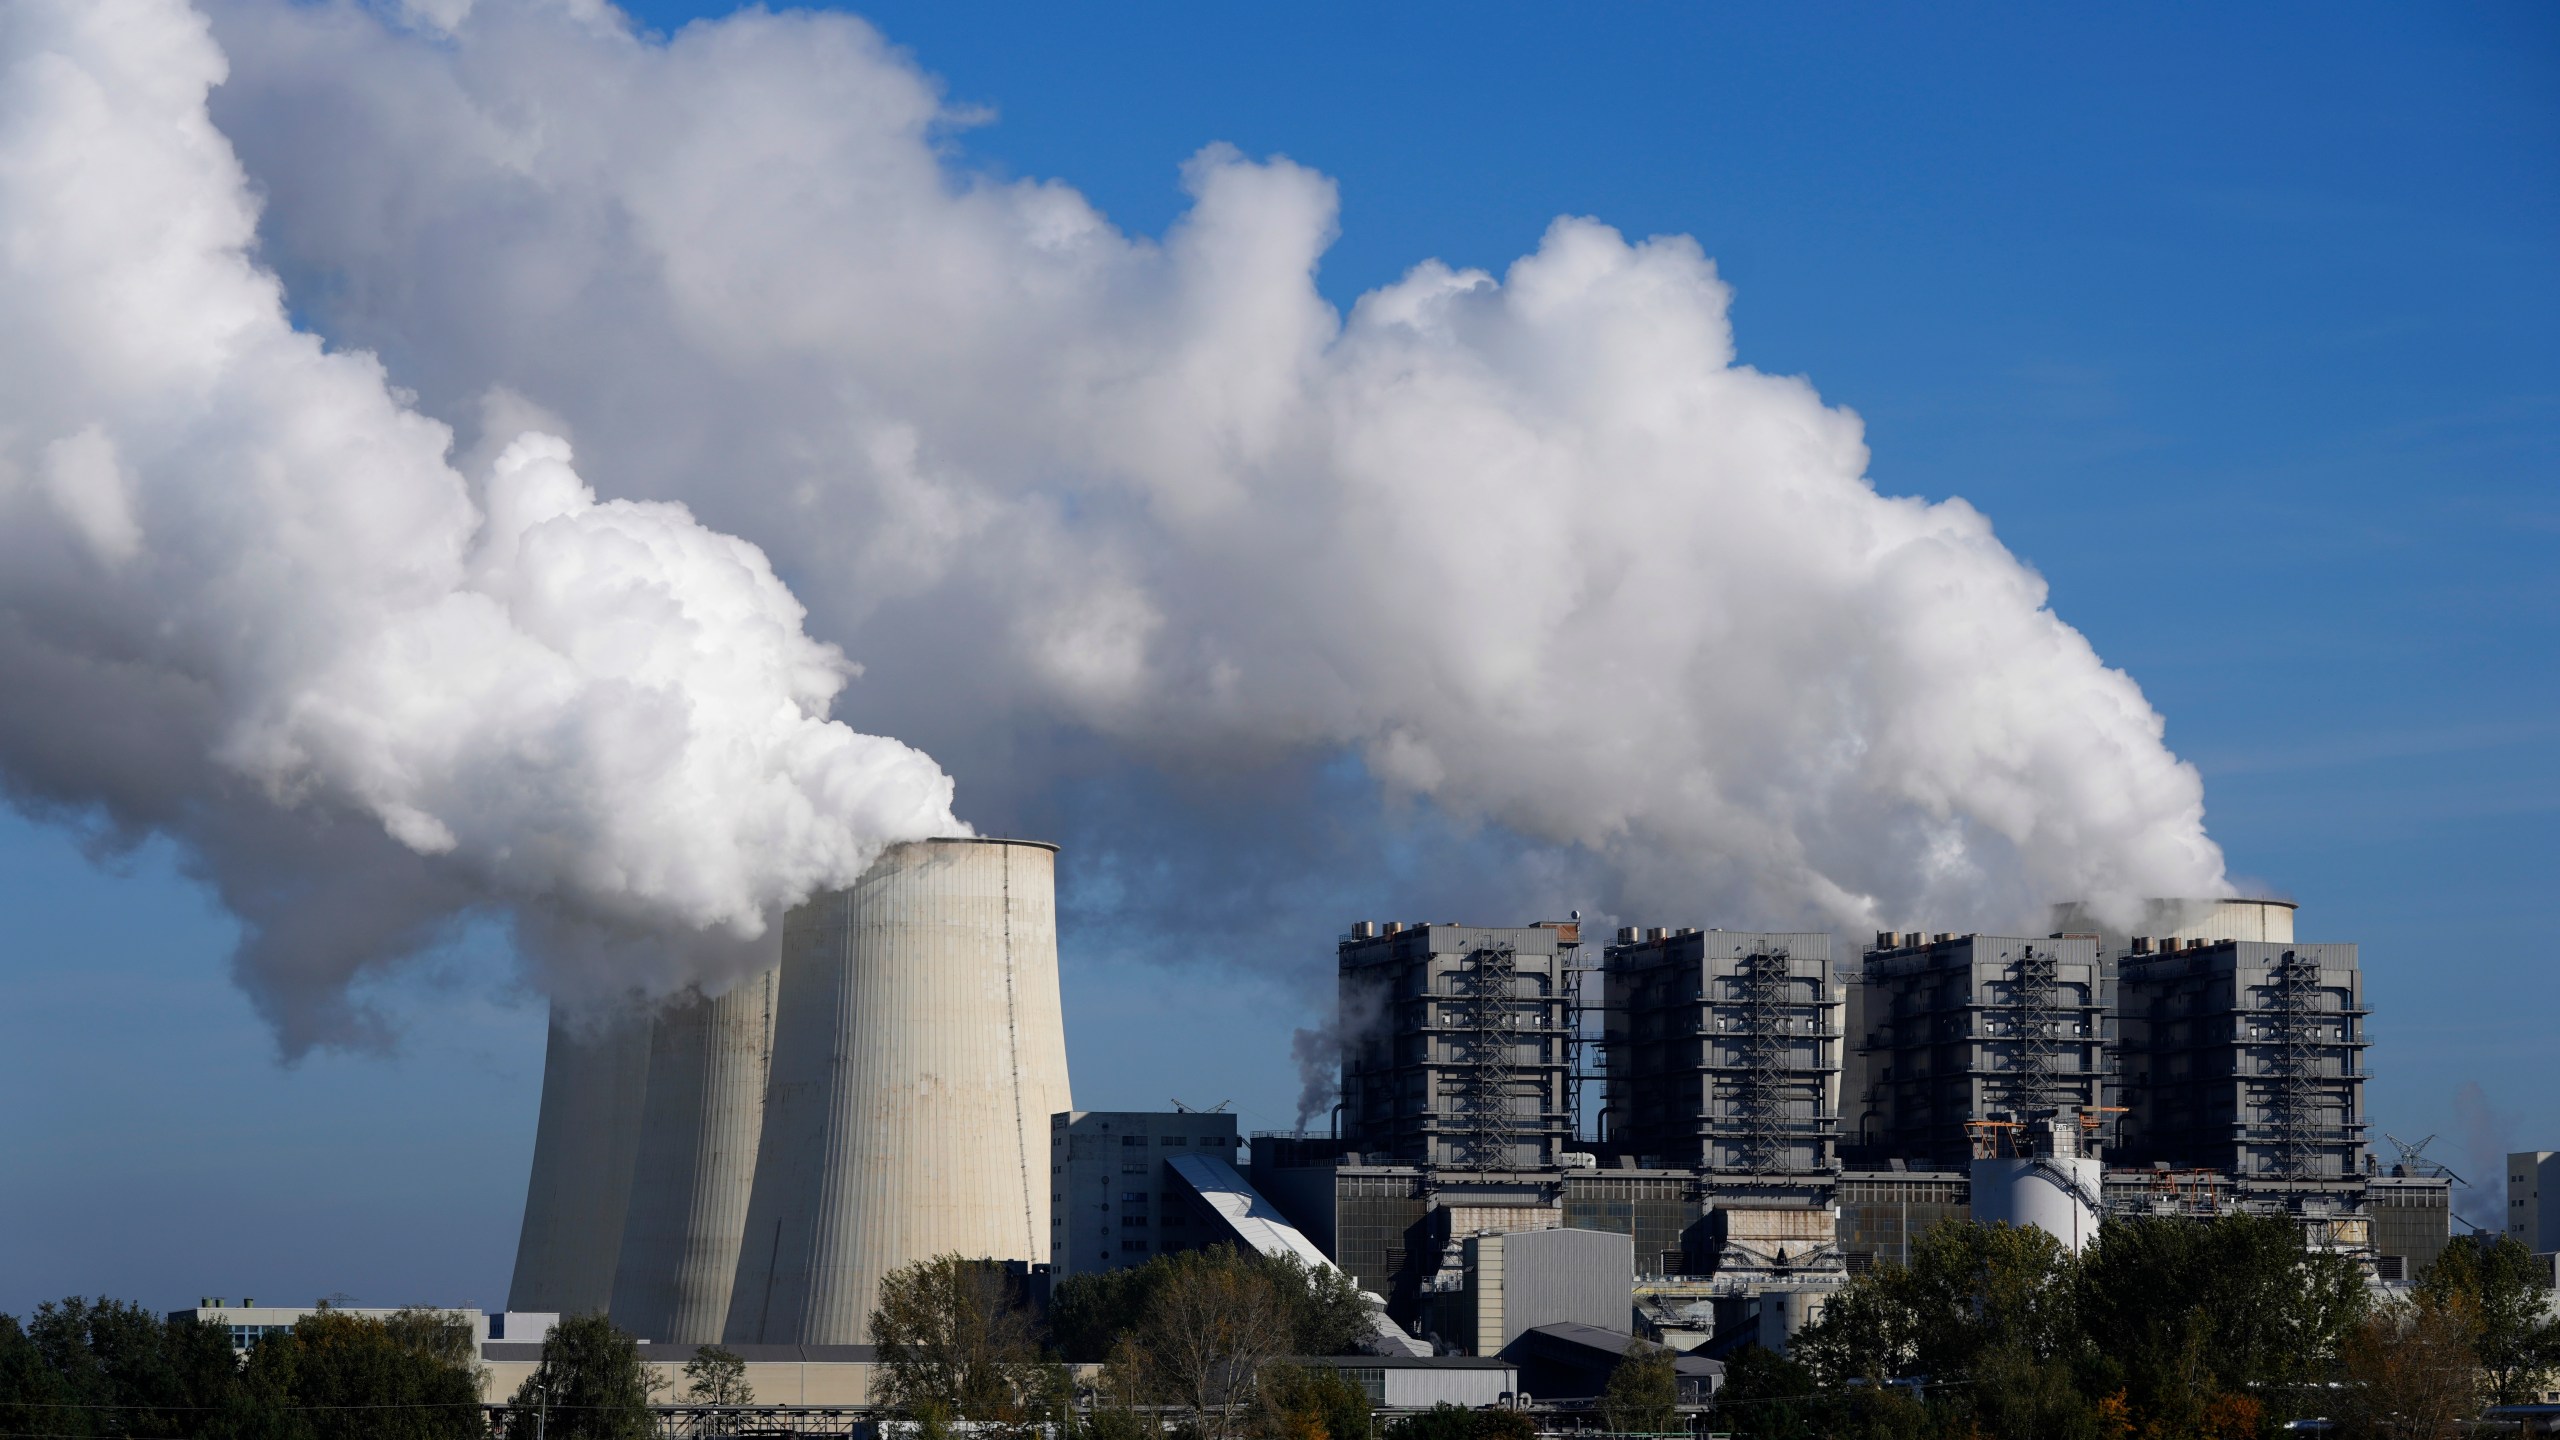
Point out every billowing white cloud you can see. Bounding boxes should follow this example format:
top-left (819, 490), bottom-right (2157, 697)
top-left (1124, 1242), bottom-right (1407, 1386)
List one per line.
top-left (0, 0), bottom-right (2228, 1050)
top-left (0, 0), bottom-right (962, 1050)
top-left (205, 0), bottom-right (2228, 931)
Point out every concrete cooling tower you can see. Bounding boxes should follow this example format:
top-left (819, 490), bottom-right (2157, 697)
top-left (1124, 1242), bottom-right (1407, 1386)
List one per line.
top-left (608, 970), bottom-right (779, 1343)
top-left (507, 1008), bottom-right (651, 1315)
top-left (2051, 896), bottom-right (2297, 949)
top-left (723, 838), bottom-right (1072, 1345)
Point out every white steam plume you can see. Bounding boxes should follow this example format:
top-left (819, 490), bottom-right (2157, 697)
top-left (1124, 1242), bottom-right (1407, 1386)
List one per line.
top-left (0, 0), bottom-right (961, 1051)
top-left (201, 0), bottom-right (2229, 940)
top-left (5, 0), bottom-right (2232, 1051)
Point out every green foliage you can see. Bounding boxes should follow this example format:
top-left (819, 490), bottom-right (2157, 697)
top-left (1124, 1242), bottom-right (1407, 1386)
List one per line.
top-left (262, 1307), bottom-right (484, 1440)
top-left (1599, 1345), bottom-right (1679, 1435)
top-left (2416, 1232), bottom-right (2560, 1405)
top-left (1255, 1362), bottom-right (1373, 1440)
top-left (0, 1299), bottom-right (482, 1440)
top-left (506, 1312), bottom-right (658, 1440)
top-left (1050, 1244), bottom-right (1374, 1362)
top-left (1378, 1403), bottom-right (1481, 1440)
top-left (1711, 1344), bottom-right (1821, 1440)
top-left (0, 1312), bottom-right (85, 1440)
top-left (1790, 1214), bottom-right (2377, 1438)
top-left (869, 1254), bottom-right (1051, 1423)
top-left (681, 1343), bottom-right (754, 1405)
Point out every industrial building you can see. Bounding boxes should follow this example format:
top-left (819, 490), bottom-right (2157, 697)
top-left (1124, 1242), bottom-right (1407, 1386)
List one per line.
top-left (1337, 921), bottom-right (1581, 1171)
top-left (2114, 938), bottom-right (2368, 1202)
top-left (1845, 933), bottom-right (2112, 1170)
top-left (1602, 929), bottom-right (1840, 1178)
top-left (1049, 1109), bottom-right (1241, 1275)
top-left (2512, 1152), bottom-right (2560, 1253)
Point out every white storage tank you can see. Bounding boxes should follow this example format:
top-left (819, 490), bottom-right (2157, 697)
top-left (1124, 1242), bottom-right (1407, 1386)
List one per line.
top-left (609, 968), bottom-right (779, 1344)
top-left (1970, 1114), bottom-right (2101, 1253)
top-left (507, 1006), bottom-right (651, 1315)
top-left (2050, 897), bottom-right (2296, 948)
top-left (723, 838), bottom-right (1071, 1345)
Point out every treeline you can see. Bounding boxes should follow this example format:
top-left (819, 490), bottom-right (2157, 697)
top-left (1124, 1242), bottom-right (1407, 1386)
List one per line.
top-left (1721, 1220), bottom-right (2560, 1440)
top-left (869, 1246), bottom-right (1402, 1440)
top-left (0, 1302), bottom-right (746, 1440)
top-left (0, 1298), bottom-right (482, 1439)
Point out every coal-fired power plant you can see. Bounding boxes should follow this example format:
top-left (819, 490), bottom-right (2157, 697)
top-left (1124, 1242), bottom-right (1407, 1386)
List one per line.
top-left (509, 837), bottom-right (1072, 1344)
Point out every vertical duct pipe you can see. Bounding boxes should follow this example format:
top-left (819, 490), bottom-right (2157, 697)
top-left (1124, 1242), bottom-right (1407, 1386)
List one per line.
top-left (608, 967), bottom-right (779, 1343)
top-left (507, 1005), bottom-right (651, 1316)
top-left (724, 838), bottom-right (1071, 1345)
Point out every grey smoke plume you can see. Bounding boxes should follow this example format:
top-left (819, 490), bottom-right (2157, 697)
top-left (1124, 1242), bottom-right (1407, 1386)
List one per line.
top-left (5, 0), bottom-right (2233, 1049)
top-left (0, 0), bottom-right (962, 1050)
top-left (1289, 973), bottom-right (1392, 1133)
top-left (2452, 1081), bottom-right (2512, 1233)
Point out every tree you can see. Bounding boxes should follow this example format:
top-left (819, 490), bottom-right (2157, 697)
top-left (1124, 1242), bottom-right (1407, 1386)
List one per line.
top-left (1051, 1247), bottom-right (1378, 1363)
top-left (272, 1308), bottom-right (483, 1440)
top-left (1791, 1219), bottom-right (2077, 1388)
top-left (1711, 1346), bottom-right (1822, 1440)
top-left (2417, 1233), bottom-right (2560, 1406)
top-left (682, 1344), bottom-right (753, 1405)
top-left (506, 1313), bottom-right (658, 1440)
top-left (2077, 1213), bottom-right (2365, 1431)
top-left (0, 1313), bottom-right (86, 1440)
top-left (2339, 1294), bottom-right (2481, 1440)
top-left (1377, 1403), bottom-right (1479, 1440)
top-left (22, 1297), bottom-right (247, 1439)
top-left (1255, 1362), bottom-right (1372, 1440)
top-left (869, 1254), bottom-right (1048, 1423)
top-left (1600, 1345), bottom-right (1679, 1435)
top-left (1113, 1247), bottom-right (1299, 1440)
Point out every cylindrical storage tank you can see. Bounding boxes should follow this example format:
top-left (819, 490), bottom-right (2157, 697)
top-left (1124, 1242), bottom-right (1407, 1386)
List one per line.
top-left (1970, 1155), bottom-right (2102, 1253)
top-left (609, 967), bottom-right (779, 1343)
top-left (508, 1005), bottom-right (652, 1315)
top-left (2050, 897), bottom-right (2297, 948)
top-left (1756, 1288), bottom-right (1831, 1354)
top-left (724, 838), bottom-right (1071, 1345)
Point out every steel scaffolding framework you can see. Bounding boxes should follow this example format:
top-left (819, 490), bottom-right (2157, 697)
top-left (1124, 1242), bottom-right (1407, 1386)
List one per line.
top-left (2248, 951), bottom-right (2364, 1183)
top-left (1721, 949), bottom-right (1798, 1176)
top-left (1994, 946), bottom-right (2071, 1122)
top-left (1446, 942), bottom-right (1525, 1172)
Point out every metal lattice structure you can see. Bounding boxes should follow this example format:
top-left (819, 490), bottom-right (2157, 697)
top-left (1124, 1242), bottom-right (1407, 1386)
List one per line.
top-left (1446, 943), bottom-right (1525, 1171)
top-left (1723, 949), bottom-right (1798, 1176)
top-left (2260, 952), bottom-right (2331, 1183)
top-left (1995, 946), bottom-right (2070, 1122)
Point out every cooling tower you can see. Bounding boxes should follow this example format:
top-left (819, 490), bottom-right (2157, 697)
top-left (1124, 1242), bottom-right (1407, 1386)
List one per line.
top-left (507, 1006), bottom-right (652, 1315)
top-left (724, 838), bottom-right (1071, 1345)
top-left (608, 968), bottom-right (779, 1343)
top-left (2051, 896), bottom-right (2296, 948)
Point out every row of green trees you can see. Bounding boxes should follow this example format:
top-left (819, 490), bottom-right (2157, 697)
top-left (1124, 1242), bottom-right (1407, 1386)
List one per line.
top-left (0, 1300), bottom-right (756, 1440)
top-left (870, 1246), bottom-right (1388, 1440)
top-left (0, 1298), bottom-right (483, 1439)
top-left (1716, 1219), bottom-right (2560, 1440)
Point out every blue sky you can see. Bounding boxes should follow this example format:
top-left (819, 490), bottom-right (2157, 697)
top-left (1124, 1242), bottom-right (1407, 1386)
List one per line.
top-left (1, 1), bottom-right (2553, 1313)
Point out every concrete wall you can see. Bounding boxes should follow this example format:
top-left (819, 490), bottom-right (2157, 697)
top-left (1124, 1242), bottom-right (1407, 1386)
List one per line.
top-left (480, 1344), bottom-right (876, 1406)
top-left (725, 839), bottom-right (1071, 1345)
top-left (509, 1007), bottom-right (652, 1316)
top-left (611, 969), bottom-right (779, 1344)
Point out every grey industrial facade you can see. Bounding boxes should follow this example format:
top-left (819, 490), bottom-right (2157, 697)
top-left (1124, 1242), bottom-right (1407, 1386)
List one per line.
top-left (1338, 922), bottom-right (1581, 1172)
top-left (1603, 930), bottom-right (1841, 1176)
top-left (1263, 903), bottom-right (2445, 1350)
